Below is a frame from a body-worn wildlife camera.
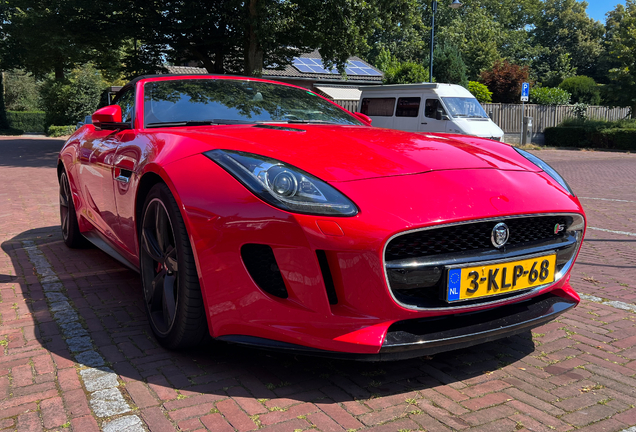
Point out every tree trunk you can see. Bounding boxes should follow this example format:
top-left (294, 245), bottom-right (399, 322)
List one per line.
top-left (244, 0), bottom-right (264, 76)
top-left (632, 104), bottom-right (636, 119)
top-left (54, 65), bottom-right (64, 81)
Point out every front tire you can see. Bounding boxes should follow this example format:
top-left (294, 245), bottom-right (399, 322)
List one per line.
top-left (139, 183), bottom-right (207, 349)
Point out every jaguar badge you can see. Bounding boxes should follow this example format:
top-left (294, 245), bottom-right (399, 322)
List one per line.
top-left (491, 222), bottom-right (509, 248)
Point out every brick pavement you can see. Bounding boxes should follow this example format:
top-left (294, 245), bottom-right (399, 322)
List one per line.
top-left (0, 138), bottom-right (635, 431)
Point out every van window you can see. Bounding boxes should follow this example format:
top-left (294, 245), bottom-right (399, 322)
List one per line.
top-left (396, 97), bottom-right (420, 117)
top-left (441, 97), bottom-right (489, 118)
top-left (424, 99), bottom-right (446, 119)
top-left (361, 98), bottom-right (396, 116)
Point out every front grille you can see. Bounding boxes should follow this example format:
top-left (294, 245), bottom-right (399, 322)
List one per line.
top-left (384, 214), bottom-right (584, 310)
top-left (385, 216), bottom-right (568, 261)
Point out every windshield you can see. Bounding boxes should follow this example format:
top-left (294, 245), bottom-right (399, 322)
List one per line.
top-left (441, 97), bottom-right (489, 119)
top-left (143, 79), bottom-right (363, 127)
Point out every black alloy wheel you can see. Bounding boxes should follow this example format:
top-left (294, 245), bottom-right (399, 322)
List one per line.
top-left (139, 183), bottom-right (207, 349)
top-left (59, 170), bottom-right (85, 248)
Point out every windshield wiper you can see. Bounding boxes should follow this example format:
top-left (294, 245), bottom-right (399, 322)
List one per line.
top-left (146, 119), bottom-right (255, 128)
top-left (282, 119), bottom-right (339, 124)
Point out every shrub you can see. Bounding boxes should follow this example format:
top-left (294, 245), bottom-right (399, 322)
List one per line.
top-left (47, 125), bottom-right (76, 137)
top-left (545, 118), bottom-right (636, 150)
top-left (383, 62), bottom-right (429, 84)
top-left (559, 76), bottom-right (601, 105)
top-left (480, 60), bottom-right (530, 103)
top-left (544, 127), bottom-right (589, 147)
top-left (0, 128), bottom-right (23, 135)
top-left (6, 111), bottom-right (46, 133)
top-left (4, 70), bottom-right (41, 111)
top-left (40, 63), bottom-right (106, 128)
top-left (529, 87), bottom-right (571, 105)
top-left (468, 81), bottom-right (492, 103)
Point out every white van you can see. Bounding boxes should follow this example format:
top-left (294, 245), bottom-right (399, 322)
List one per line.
top-left (358, 83), bottom-right (504, 140)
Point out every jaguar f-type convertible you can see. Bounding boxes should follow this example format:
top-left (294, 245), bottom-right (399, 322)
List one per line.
top-left (58, 74), bottom-right (585, 360)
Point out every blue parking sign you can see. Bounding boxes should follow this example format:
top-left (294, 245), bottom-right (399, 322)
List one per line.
top-left (521, 82), bottom-right (529, 101)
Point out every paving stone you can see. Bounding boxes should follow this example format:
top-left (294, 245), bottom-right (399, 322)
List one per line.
top-left (67, 336), bottom-right (93, 352)
top-left (49, 300), bottom-right (73, 312)
top-left (102, 415), bottom-right (144, 432)
top-left (75, 350), bottom-right (105, 367)
top-left (53, 309), bottom-right (80, 324)
top-left (44, 292), bottom-right (67, 302)
top-left (80, 367), bottom-right (119, 391)
top-left (89, 388), bottom-right (131, 417)
top-left (60, 321), bottom-right (89, 338)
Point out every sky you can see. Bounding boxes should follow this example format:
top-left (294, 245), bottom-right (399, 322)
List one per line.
top-left (586, 0), bottom-right (626, 22)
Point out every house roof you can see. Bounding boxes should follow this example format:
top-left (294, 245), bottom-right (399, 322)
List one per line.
top-left (165, 51), bottom-right (382, 84)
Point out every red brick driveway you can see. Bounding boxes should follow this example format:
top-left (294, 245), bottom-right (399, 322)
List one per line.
top-left (1, 137), bottom-right (635, 432)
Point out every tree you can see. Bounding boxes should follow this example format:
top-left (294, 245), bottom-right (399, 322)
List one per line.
top-left (40, 64), bottom-right (106, 127)
top-left (432, 44), bottom-right (468, 87)
top-left (531, 0), bottom-right (605, 80)
top-left (0, 0), bottom-right (124, 80)
top-left (480, 60), bottom-right (530, 103)
top-left (126, 0), bottom-right (417, 76)
top-left (541, 53), bottom-right (577, 87)
top-left (604, 0), bottom-right (636, 117)
top-left (559, 75), bottom-right (600, 104)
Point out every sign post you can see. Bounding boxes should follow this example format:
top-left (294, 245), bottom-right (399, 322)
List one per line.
top-left (520, 82), bottom-right (529, 144)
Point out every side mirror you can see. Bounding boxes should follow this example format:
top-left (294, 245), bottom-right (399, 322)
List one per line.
top-left (435, 110), bottom-right (449, 121)
top-left (91, 105), bottom-right (131, 130)
top-left (353, 112), bottom-right (372, 125)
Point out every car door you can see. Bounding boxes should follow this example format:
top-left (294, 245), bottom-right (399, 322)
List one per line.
top-left (110, 87), bottom-right (144, 263)
top-left (393, 97), bottom-right (421, 132)
top-left (418, 98), bottom-right (448, 133)
top-left (77, 127), bottom-right (122, 238)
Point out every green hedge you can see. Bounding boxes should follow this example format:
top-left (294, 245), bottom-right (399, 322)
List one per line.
top-left (544, 127), bottom-right (589, 147)
top-left (47, 125), bottom-right (76, 137)
top-left (545, 126), bottom-right (636, 150)
top-left (6, 111), bottom-right (46, 133)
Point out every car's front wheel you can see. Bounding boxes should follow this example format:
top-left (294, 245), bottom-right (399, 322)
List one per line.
top-left (139, 183), bottom-right (207, 349)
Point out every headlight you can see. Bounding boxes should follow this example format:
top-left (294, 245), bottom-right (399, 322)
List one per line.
top-left (205, 149), bottom-right (358, 216)
top-left (514, 148), bottom-right (574, 196)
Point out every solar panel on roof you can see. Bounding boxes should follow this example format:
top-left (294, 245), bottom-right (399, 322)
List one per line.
top-left (291, 57), bottom-right (382, 76)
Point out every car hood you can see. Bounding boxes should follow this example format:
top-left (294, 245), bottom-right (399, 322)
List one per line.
top-left (165, 124), bottom-right (540, 182)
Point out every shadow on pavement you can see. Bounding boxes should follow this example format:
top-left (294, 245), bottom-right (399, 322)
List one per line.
top-left (0, 137), bottom-right (65, 168)
top-left (2, 226), bottom-right (537, 404)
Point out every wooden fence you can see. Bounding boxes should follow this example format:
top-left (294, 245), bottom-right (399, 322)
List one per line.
top-left (337, 99), bottom-right (630, 133)
top-left (482, 104), bottom-right (631, 134)
top-left (335, 100), bottom-right (358, 113)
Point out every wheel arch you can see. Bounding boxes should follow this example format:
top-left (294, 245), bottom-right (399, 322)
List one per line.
top-left (135, 171), bottom-right (165, 236)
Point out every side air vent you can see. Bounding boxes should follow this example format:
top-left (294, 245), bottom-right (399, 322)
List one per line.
top-left (241, 244), bottom-right (288, 298)
top-left (316, 250), bottom-right (338, 305)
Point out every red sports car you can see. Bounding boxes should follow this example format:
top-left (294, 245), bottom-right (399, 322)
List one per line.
top-left (58, 74), bottom-right (585, 360)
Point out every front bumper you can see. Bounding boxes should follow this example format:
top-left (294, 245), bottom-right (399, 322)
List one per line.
top-left (219, 292), bottom-right (577, 361)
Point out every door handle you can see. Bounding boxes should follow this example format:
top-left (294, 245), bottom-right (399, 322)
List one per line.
top-left (114, 168), bottom-right (132, 183)
top-left (421, 122), bottom-right (428, 125)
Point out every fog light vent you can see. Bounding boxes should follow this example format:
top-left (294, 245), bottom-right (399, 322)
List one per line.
top-left (241, 244), bottom-right (288, 298)
top-left (316, 250), bottom-right (338, 305)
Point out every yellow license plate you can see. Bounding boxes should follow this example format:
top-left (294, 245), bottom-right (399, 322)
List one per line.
top-left (446, 254), bottom-right (556, 302)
